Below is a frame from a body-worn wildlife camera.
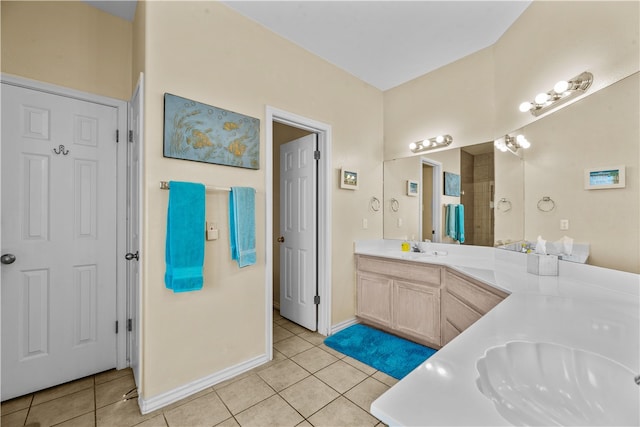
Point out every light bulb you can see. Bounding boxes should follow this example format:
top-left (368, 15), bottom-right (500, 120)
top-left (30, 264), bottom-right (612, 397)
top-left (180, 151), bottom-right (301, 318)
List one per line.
top-left (553, 80), bottom-right (570, 93)
top-left (435, 135), bottom-right (444, 143)
top-left (498, 144), bottom-right (508, 152)
top-left (535, 92), bottom-right (550, 104)
top-left (516, 135), bottom-right (530, 148)
top-left (519, 101), bottom-right (532, 112)
top-left (409, 142), bottom-right (417, 150)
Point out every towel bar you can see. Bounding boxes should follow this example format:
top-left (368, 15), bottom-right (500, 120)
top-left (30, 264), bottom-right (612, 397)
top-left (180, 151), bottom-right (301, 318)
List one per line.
top-left (160, 181), bottom-right (255, 193)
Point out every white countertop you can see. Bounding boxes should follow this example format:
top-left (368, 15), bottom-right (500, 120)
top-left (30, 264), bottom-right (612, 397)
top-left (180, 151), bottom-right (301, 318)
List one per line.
top-left (356, 240), bottom-right (640, 426)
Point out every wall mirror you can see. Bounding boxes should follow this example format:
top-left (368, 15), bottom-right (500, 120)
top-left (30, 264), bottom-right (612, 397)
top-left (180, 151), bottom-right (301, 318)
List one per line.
top-left (383, 73), bottom-right (638, 273)
top-left (383, 142), bottom-right (524, 247)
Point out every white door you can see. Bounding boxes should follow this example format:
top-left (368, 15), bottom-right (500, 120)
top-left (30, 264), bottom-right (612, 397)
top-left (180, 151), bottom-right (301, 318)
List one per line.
top-left (279, 134), bottom-right (317, 331)
top-left (1, 83), bottom-right (118, 400)
top-left (127, 75), bottom-right (143, 385)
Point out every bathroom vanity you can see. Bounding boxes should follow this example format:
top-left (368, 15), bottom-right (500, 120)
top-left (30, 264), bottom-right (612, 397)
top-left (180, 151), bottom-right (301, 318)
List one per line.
top-left (356, 255), bottom-right (507, 349)
top-left (356, 240), bottom-right (640, 426)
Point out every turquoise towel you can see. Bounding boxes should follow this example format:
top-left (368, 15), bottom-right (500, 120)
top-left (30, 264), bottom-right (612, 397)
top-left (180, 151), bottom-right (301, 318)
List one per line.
top-left (165, 181), bottom-right (205, 293)
top-left (446, 204), bottom-right (457, 240)
top-left (456, 204), bottom-right (465, 244)
top-left (229, 187), bottom-right (256, 267)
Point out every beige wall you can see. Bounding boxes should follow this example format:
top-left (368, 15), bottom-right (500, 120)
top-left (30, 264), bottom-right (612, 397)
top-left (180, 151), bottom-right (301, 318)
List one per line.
top-left (141, 1), bottom-right (383, 398)
top-left (384, 47), bottom-right (495, 160)
top-left (132, 0), bottom-right (146, 88)
top-left (493, 1), bottom-right (640, 135)
top-left (1, 1), bottom-right (132, 100)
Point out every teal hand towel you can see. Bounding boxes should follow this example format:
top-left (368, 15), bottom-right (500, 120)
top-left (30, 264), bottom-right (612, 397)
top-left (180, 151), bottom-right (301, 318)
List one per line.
top-left (165, 181), bottom-right (205, 292)
top-left (456, 204), bottom-right (465, 243)
top-left (446, 204), bottom-right (457, 240)
top-left (229, 187), bottom-right (256, 267)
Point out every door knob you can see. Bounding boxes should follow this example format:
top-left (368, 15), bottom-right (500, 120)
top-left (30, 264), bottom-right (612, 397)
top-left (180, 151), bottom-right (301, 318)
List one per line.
top-left (277, 236), bottom-right (285, 243)
top-left (1, 254), bottom-right (16, 264)
top-left (125, 251), bottom-right (139, 261)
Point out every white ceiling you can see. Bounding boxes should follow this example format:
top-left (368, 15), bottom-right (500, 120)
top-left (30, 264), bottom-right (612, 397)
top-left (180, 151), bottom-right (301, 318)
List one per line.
top-left (84, 0), bottom-right (532, 91)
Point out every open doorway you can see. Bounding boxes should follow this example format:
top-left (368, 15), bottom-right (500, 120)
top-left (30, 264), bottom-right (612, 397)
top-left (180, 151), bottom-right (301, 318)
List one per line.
top-left (265, 106), bottom-right (332, 360)
top-left (272, 123), bottom-right (315, 330)
top-left (420, 158), bottom-right (442, 243)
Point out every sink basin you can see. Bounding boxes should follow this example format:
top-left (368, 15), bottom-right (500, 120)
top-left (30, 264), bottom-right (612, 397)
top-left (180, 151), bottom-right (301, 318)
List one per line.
top-left (476, 341), bottom-right (639, 426)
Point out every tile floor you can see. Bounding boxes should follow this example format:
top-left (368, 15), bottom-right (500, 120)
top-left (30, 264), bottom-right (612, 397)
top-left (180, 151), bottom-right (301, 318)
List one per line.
top-left (1, 311), bottom-right (393, 426)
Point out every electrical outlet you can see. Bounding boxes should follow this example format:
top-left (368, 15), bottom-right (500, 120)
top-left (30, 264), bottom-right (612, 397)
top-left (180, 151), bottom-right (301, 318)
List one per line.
top-left (560, 219), bottom-right (569, 230)
top-left (397, 218), bottom-right (403, 227)
top-left (362, 218), bottom-right (368, 229)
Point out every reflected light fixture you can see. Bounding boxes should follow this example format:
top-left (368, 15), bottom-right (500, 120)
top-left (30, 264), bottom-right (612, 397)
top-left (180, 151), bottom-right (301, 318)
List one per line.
top-left (519, 71), bottom-right (593, 116)
top-left (494, 134), bottom-right (531, 154)
top-left (409, 134), bottom-right (453, 153)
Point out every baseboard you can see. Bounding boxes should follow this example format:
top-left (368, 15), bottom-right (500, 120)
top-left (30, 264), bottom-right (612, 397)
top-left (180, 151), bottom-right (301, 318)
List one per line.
top-left (138, 353), bottom-right (269, 414)
top-left (272, 301), bottom-right (280, 310)
top-left (330, 317), bottom-right (359, 335)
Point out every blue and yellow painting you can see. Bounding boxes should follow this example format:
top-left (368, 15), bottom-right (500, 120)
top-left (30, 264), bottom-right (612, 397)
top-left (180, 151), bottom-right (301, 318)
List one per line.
top-left (163, 93), bottom-right (260, 169)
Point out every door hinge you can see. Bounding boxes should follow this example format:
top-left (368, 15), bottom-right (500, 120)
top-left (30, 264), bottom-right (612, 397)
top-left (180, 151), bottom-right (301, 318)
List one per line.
top-left (127, 318), bottom-right (133, 332)
top-left (314, 150), bottom-right (320, 160)
top-left (128, 130), bottom-right (133, 143)
top-left (116, 129), bottom-right (120, 143)
top-left (314, 295), bottom-right (320, 305)
top-left (115, 320), bottom-right (119, 334)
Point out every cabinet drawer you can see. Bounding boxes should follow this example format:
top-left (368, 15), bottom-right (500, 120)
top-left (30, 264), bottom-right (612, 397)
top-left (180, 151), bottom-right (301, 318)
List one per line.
top-left (445, 270), bottom-right (505, 314)
top-left (357, 255), bottom-right (441, 286)
top-left (443, 291), bottom-right (481, 332)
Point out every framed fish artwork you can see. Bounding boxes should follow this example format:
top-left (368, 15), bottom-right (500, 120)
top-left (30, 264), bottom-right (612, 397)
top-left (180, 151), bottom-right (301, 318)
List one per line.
top-left (163, 93), bottom-right (260, 169)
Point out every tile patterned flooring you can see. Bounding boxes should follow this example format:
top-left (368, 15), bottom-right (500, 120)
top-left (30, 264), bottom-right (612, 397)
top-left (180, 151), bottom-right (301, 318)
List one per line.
top-left (1, 311), bottom-right (393, 426)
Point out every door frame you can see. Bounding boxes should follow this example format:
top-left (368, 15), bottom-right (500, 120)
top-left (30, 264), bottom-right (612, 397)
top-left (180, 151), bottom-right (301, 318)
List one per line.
top-left (127, 73), bottom-right (144, 385)
top-left (420, 157), bottom-right (443, 243)
top-left (265, 106), bottom-right (332, 359)
top-left (0, 73), bottom-right (129, 370)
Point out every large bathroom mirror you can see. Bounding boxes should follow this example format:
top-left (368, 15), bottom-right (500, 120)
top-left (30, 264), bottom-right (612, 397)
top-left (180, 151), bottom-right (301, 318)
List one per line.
top-left (383, 73), bottom-right (638, 273)
top-left (383, 142), bottom-right (524, 247)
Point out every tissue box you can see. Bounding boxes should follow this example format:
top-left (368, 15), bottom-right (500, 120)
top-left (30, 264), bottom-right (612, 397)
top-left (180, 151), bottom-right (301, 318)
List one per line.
top-left (527, 254), bottom-right (559, 276)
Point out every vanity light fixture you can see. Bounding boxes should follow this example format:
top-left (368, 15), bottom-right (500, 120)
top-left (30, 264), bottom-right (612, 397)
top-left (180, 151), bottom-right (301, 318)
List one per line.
top-left (519, 71), bottom-right (593, 116)
top-left (494, 134), bottom-right (531, 155)
top-left (409, 134), bottom-right (453, 153)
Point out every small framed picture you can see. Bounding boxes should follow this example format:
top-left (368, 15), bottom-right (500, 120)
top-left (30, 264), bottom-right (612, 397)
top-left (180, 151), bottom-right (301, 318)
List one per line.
top-left (340, 168), bottom-right (359, 190)
top-left (407, 180), bottom-right (419, 196)
top-left (444, 172), bottom-right (461, 196)
top-left (584, 165), bottom-right (625, 189)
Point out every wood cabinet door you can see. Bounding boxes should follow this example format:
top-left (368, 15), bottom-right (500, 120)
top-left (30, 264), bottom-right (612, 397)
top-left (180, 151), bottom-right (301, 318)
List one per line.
top-left (356, 271), bottom-right (393, 327)
top-left (393, 280), bottom-right (440, 345)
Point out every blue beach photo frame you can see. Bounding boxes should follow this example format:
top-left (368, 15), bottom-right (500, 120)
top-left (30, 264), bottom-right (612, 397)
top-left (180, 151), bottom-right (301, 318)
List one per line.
top-left (444, 172), bottom-right (460, 196)
top-left (163, 93), bottom-right (260, 169)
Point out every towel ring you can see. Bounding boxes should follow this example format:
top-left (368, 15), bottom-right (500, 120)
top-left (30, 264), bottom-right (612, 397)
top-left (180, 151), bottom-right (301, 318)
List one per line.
top-left (537, 196), bottom-right (556, 212)
top-left (390, 198), bottom-right (400, 212)
top-left (370, 197), bottom-right (381, 212)
top-left (496, 198), bottom-right (512, 213)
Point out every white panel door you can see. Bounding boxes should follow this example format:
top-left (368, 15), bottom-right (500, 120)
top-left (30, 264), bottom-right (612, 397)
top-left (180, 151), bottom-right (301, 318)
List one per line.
top-left (279, 134), bottom-right (317, 331)
top-left (1, 83), bottom-right (118, 400)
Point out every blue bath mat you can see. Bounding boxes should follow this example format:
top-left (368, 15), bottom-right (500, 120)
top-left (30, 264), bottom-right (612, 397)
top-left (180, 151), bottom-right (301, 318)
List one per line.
top-left (324, 324), bottom-right (437, 379)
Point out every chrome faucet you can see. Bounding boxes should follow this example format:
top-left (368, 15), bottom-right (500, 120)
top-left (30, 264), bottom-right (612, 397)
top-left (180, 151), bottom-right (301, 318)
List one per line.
top-left (635, 374), bottom-right (640, 385)
top-left (411, 242), bottom-right (422, 253)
